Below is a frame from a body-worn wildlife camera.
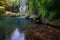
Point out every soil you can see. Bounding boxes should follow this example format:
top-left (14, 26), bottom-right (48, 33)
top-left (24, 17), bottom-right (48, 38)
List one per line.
top-left (25, 24), bottom-right (60, 40)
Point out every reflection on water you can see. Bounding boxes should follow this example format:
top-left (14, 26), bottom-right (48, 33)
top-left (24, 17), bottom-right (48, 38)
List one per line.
top-left (11, 28), bottom-right (24, 40)
top-left (0, 17), bottom-right (31, 40)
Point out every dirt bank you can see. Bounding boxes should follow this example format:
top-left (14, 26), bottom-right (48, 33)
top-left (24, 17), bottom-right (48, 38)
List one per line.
top-left (25, 24), bottom-right (60, 40)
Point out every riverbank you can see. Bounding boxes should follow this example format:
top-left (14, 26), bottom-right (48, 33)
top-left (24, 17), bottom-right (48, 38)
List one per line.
top-left (0, 11), bottom-right (20, 17)
top-left (25, 24), bottom-right (60, 40)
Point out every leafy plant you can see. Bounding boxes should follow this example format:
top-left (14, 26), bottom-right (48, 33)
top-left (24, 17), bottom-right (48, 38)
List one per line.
top-left (26, 0), bottom-right (58, 20)
top-left (48, 11), bottom-right (56, 20)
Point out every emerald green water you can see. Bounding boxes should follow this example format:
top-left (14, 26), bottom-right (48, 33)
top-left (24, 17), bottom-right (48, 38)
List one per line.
top-left (0, 17), bottom-right (31, 40)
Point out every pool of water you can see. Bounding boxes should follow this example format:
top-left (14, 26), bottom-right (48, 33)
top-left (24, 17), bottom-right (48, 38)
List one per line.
top-left (0, 17), bottom-right (31, 40)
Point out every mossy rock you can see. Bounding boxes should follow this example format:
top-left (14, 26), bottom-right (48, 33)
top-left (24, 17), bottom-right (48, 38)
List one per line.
top-left (0, 6), bottom-right (5, 11)
top-left (0, 6), bottom-right (5, 14)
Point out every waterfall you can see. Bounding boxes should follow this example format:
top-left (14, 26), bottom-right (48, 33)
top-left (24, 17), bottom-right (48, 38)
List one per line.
top-left (11, 28), bottom-right (25, 40)
top-left (19, 0), bottom-right (26, 16)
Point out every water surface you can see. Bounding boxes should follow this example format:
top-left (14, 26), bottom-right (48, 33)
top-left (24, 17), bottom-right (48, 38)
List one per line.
top-left (0, 17), bottom-right (31, 40)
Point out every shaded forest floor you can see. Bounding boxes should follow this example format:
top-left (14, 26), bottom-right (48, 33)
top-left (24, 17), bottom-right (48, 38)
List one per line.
top-left (25, 23), bottom-right (60, 40)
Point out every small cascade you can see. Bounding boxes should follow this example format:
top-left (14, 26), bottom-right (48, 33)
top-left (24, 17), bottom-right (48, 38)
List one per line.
top-left (19, 0), bottom-right (26, 16)
top-left (11, 28), bottom-right (25, 40)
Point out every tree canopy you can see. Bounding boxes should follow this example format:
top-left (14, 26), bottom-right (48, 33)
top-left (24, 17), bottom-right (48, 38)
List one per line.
top-left (26, 0), bottom-right (60, 20)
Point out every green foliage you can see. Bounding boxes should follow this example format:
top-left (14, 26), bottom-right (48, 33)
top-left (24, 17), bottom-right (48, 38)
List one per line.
top-left (26, 0), bottom-right (33, 13)
top-left (25, 0), bottom-right (33, 18)
top-left (0, 0), bottom-right (20, 8)
top-left (13, 0), bottom-right (20, 7)
top-left (27, 0), bottom-right (60, 20)
top-left (48, 11), bottom-right (56, 20)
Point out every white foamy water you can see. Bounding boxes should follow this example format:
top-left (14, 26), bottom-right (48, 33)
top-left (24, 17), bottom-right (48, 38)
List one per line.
top-left (17, 16), bottom-right (25, 18)
top-left (19, 0), bottom-right (26, 16)
top-left (11, 28), bottom-right (25, 40)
